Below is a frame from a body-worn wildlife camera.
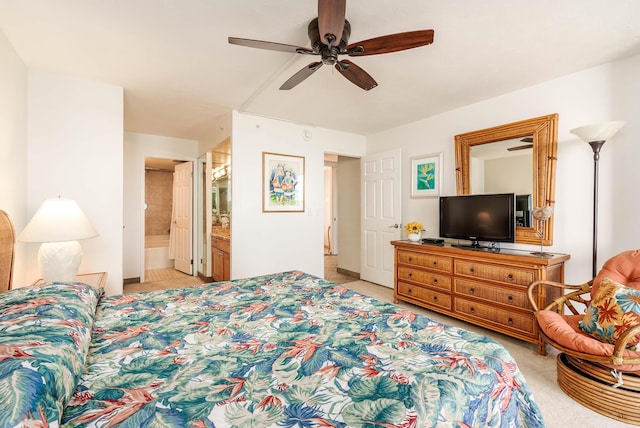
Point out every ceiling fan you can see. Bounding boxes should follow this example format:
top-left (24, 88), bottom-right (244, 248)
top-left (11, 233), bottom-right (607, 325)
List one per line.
top-left (507, 137), bottom-right (534, 151)
top-left (228, 0), bottom-right (434, 91)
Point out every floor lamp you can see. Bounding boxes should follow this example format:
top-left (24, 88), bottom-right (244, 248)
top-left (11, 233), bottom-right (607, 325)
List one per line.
top-left (569, 121), bottom-right (625, 278)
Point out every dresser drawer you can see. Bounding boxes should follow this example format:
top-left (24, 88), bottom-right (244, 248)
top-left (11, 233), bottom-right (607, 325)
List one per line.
top-left (397, 250), bottom-right (452, 273)
top-left (455, 298), bottom-right (535, 336)
top-left (397, 267), bottom-right (451, 291)
top-left (454, 260), bottom-right (534, 286)
top-left (397, 282), bottom-right (452, 310)
top-left (455, 279), bottom-right (530, 309)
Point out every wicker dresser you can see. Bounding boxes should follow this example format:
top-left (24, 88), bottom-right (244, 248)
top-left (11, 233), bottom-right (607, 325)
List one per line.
top-left (392, 240), bottom-right (569, 354)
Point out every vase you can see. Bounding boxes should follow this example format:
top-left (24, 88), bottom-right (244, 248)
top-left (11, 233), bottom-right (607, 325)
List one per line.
top-left (407, 233), bottom-right (421, 242)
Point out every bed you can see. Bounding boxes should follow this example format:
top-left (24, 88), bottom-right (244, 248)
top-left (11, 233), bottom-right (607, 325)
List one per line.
top-left (0, 271), bottom-right (545, 427)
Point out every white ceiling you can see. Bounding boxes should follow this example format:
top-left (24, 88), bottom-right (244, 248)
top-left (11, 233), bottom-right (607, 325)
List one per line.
top-left (1, 0), bottom-right (639, 140)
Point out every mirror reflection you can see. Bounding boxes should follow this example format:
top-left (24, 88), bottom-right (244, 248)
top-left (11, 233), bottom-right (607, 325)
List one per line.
top-left (469, 136), bottom-right (533, 228)
top-left (212, 165), bottom-right (230, 226)
top-left (455, 114), bottom-right (558, 245)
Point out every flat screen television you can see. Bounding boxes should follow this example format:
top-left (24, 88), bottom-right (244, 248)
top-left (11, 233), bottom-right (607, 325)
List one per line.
top-left (439, 193), bottom-right (516, 248)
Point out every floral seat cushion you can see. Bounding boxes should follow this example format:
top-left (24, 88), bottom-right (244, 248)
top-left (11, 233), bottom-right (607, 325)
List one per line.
top-left (578, 277), bottom-right (640, 346)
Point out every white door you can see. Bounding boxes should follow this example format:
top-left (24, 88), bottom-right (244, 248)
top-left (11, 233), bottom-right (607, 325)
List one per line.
top-left (173, 161), bottom-right (193, 274)
top-left (360, 149), bottom-right (402, 287)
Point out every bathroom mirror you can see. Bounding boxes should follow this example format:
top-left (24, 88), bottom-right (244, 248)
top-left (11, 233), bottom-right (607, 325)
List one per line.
top-left (214, 176), bottom-right (229, 215)
top-left (454, 114), bottom-right (558, 245)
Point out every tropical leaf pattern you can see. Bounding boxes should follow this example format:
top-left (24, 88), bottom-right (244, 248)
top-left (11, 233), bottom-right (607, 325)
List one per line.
top-left (58, 271), bottom-right (544, 427)
top-left (0, 281), bottom-right (102, 427)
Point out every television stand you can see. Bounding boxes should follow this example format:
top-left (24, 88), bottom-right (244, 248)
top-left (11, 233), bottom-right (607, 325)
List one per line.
top-left (391, 240), bottom-right (570, 355)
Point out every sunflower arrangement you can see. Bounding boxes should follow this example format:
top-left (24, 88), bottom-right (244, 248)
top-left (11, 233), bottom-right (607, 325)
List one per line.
top-left (404, 221), bottom-right (425, 234)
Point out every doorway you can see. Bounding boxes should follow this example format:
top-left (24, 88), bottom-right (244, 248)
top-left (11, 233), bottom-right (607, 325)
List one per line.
top-left (324, 153), bottom-right (361, 283)
top-left (143, 157), bottom-right (192, 284)
top-left (324, 160), bottom-right (337, 256)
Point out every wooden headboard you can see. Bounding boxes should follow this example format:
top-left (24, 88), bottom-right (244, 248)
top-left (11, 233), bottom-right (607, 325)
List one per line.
top-left (0, 210), bottom-right (15, 292)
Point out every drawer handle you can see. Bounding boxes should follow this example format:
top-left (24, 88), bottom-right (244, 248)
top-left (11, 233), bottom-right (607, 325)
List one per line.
top-left (432, 261), bottom-right (437, 266)
top-left (433, 296), bottom-right (438, 302)
top-left (408, 257), bottom-right (413, 262)
top-left (507, 274), bottom-right (514, 280)
top-left (508, 295), bottom-right (513, 302)
top-left (408, 273), bottom-right (413, 278)
top-left (407, 288), bottom-right (412, 294)
top-left (508, 317), bottom-right (513, 325)
top-left (469, 287), bottom-right (475, 294)
top-left (470, 306), bottom-right (475, 313)
top-left (433, 278), bottom-right (438, 284)
top-left (469, 267), bottom-right (475, 273)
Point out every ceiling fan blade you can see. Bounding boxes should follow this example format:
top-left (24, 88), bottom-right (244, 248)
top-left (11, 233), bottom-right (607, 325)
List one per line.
top-left (280, 62), bottom-right (324, 90)
top-left (346, 29), bottom-right (434, 56)
top-left (335, 60), bottom-right (378, 91)
top-left (508, 144), bottom-right (534, 152)
top-left (228, 37), bottom-right (313, 54)
top-left (318, 0), bottom-right (346, 46)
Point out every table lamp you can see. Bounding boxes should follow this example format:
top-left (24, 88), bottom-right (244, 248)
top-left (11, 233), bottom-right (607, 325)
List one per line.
top-left (19, 197), bottom-right (98, 282)
top-left (530, 205), bottom-right (553, 258)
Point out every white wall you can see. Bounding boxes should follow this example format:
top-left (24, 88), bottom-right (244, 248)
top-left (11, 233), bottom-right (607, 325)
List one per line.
top-left (0, 30), bottom-right (28, 286)
top-left (198, 111), bottom-right (232, 155)
top-left (610, 54), bottom-right (640, 254)
top-left (123, 132), bottom-right (199, 281)
top-left (230, 112), bottom-right (365, 279)
top-left (26, 69), bottom-right (124, 295)
top-left (367, 54), bottom-right (640, 284)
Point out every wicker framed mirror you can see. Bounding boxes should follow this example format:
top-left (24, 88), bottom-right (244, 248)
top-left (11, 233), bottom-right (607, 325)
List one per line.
top-left (454, 114), bottom-right (559, 245)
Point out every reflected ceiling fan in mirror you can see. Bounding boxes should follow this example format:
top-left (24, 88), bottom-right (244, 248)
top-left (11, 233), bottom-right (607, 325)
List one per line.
top-left (228, 0), bottom-right (434, 90)
top-left (508, 137), bottom-right (534, 151)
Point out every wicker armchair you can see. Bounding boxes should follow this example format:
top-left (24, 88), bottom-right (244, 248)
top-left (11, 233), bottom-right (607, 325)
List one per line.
top-left (527, 249), bottom-right (640, 424)
top-left (0, 210), bottom-right (15, 293)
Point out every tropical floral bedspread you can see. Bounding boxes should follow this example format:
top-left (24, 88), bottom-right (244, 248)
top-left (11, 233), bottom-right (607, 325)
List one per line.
top-left (0, 271), bottom-right (545, 427)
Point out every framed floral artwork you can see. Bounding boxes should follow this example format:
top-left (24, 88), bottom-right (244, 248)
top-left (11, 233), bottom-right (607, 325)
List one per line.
top-left (411, 152), bottom-right (442, 198)
top-left (263, 152), bottom-right (305, 212)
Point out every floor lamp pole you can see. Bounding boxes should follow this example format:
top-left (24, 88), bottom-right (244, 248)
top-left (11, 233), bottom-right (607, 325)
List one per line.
top-left (570, 120), bottom-right (625, 279)
top-left (589, 141), bottom-right (605, 279)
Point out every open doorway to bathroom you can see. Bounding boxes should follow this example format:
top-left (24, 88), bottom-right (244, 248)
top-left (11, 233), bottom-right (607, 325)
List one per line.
top-left (143, 157), bottom-right (193, 284)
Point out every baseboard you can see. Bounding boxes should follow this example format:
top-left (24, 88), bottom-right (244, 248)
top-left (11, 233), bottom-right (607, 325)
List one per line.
top-left (337, 267), bottom-right (360, 279)
top-left (123, 277), bottom-right (140, 285)
top-left (197, 272), bottom-right (213, 283)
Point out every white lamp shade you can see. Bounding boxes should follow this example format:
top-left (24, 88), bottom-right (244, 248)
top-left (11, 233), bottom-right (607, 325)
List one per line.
top-left (569, 121), bottom-right (626, 143)
top-left (19, 197), bottom-right (98, 282)
top-left (19, 197), bottom-right (98, 243)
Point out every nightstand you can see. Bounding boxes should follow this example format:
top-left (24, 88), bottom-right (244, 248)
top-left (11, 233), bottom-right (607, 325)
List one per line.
top-left (34, 272), bottom-right (107, 289)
